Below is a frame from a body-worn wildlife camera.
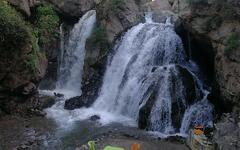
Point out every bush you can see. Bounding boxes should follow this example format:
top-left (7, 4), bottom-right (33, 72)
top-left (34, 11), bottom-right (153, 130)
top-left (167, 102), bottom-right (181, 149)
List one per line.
top-left (0, 0), bottom-right (32, 50)
top-left (108, 0), bottom-right (125, 14)
top-left (225, 33), bottom-right (240, 56)
top-left (35, 4), bottom-right (59, 47)
top-left (25, 36), bottom-right (40, 72)
top-left (87, 26), bottom-right (108, 50)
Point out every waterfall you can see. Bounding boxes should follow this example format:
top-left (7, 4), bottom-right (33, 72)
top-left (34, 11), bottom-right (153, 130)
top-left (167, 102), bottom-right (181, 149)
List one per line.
top-left (91, 16), bottom-right (213, 135)
top-left (44, 10), bottom-right (213, 136)
top-left (56, 10), bottom-right (96, 97)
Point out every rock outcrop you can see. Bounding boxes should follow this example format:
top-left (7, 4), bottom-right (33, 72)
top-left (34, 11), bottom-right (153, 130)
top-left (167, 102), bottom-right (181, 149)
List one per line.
top-left (169, 0), bottom-right (240, 112)
top-left (46, 0), bottom-right (95, 18)
top-left (0, 1), bottom-right (57, 115)
top-left (214, 113), bottom-right (240, 150)
top-left (7, 0), bottom-right (39, 16)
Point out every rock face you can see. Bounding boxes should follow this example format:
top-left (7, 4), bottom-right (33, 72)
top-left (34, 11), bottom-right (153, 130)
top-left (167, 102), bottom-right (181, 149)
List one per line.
top-left (96, 0), bottom-right (143, 43)
top-left (7, 0), bottom-right (39, 16)
top-left (0, 1), bottom-right (48, 115)
top-left (214, 113), bottom-right (240, 150)
top-left (169, 0), bottom-right (240, 112)
top-left (46, 0), bottom-right (95, 18)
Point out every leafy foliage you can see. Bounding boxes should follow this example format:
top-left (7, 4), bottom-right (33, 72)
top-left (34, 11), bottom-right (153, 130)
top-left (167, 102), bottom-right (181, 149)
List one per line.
top-left (25, 36), bottom-right (40, 72)
top-left (35, 4), bottom-right (59, 47)
top-left (0, 0), bottom-right (32, 50)
top-left (108, 0), bottom-right (125, 14)
top-left (87, 27), bottom-right (109, 50)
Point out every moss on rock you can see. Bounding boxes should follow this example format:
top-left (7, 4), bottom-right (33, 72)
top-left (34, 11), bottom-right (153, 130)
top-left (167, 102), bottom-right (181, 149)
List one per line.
top-left (0, 0), bottom-right (32, 51)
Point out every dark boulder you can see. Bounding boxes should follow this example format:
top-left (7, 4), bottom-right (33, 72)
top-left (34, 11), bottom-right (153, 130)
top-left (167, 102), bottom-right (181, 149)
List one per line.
top-left (38, 95), bottom-right (56, 109)
top-left (64, 96), bottom-right (89, 110)
top-left (90, 115), bottom-right (100, 121)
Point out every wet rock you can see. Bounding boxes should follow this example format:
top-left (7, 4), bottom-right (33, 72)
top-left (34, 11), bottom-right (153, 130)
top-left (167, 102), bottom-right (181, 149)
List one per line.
top-left (54, 92), bottom-right (64, 98)
top-left (38, 95), bottom-right (56, 109)
top-left (64, 96), bottom-right (93, 110)
top-left (65, 73), bottom-right (102, 110)
top-left (90, 115), bottom-right (100, 121)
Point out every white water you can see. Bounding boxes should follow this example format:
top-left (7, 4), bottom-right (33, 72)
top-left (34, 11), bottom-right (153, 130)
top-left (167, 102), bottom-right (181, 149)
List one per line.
top-left (91, 14), bottom-right (213, 135)
top-left (44, 12), bottom-right (213, 136)
top-left (56, 10), bottom-right (96, 97)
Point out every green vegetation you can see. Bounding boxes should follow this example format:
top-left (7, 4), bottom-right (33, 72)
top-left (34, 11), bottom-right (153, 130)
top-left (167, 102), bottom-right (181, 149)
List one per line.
top-left (87, 26), bottom-right (109, 50)
top-left (0, 0), bottom-right (32, 50)
top-left (35, 4), bottom-right (59, 47)
top-left (225, 33), bottom-right (240, 56)
top-left (108, 0), bottom-right (125, 14)
top-left (25, 36), bottom-right (40, 72)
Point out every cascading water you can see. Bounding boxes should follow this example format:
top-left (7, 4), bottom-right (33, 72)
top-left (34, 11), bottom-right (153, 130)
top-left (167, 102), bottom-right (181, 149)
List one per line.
top-left (43, 10), bottom-right (96, 127)
top-left (56, 10), bottom-right (96, 97)
top-left (45, 11), bottom-right (213, 136)
top-left (91, 14), bottom-right (213, 135)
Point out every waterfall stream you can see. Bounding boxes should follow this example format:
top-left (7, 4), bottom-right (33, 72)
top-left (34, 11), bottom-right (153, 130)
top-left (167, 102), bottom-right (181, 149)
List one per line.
top-left (56, 10), bottom-right (96, 98)
top-left (44, 11), bottom-right (213, 137)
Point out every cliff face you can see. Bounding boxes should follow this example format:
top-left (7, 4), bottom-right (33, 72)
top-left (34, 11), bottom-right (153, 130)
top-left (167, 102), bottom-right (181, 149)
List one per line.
top-left (168, 0), bottom-right (240, 112)
top-left (0, 0), bottom-right (60, 115)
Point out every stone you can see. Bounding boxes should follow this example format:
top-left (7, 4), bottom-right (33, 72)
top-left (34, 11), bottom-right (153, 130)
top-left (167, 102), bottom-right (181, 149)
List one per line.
top-left (64, 96), bottom-right (93, 110)
top-left (22, 82), bottom-right (36, 95)
top-left (46, 0), bottom-right (95, 18)
top-left (7, 0), bottom-right (39, 16)
top-left (38, 95), bottom-right (56, 109)
top-left (90, 115), bottom-right (100, 121)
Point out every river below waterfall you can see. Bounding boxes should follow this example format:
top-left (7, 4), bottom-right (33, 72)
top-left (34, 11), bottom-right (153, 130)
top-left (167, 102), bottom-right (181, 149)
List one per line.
top-left (0, 115), bottom-right (189, 150)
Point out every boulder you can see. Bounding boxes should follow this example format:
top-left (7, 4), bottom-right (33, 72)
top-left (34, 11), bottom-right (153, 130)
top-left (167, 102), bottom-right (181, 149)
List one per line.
top-left (38, 95), bottom-right (56, 109)
top-left (46, 0), bottom-right (95, 18)
top-left (7, 0), bottom-right (39, 16)
top-left (64, 96), bottom-right (92, 110)
top-left (96, 0), bottom-right (143, 43)
top-left (90, 115), bottom-right (100, 121)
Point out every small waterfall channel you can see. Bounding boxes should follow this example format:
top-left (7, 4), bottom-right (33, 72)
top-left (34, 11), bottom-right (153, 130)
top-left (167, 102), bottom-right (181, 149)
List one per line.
top-left (56, 10), bottom-right (96, 98)
top-left (43, 11), bottom-right (213, 137)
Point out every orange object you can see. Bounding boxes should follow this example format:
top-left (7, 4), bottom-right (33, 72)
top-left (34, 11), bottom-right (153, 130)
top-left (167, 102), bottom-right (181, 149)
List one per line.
top-left (194, 125), bottom-right (204, 135)
top-left (131, 143), bottom-right (140, 150)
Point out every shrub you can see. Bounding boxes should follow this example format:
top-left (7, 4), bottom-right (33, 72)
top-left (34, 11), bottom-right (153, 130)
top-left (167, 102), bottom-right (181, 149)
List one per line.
top-left (0, 0), bottom-right (32, 50)
top-left (87, 26), bottom-right (109, 50)
top-left (108, 0), bottom-right (125, 14)
top-left (35, 4), bottom-right (59, 47)
top-left (225, 33), bottom-right (240, 56)
top-left (25, 36), bottom-right (40, 72)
